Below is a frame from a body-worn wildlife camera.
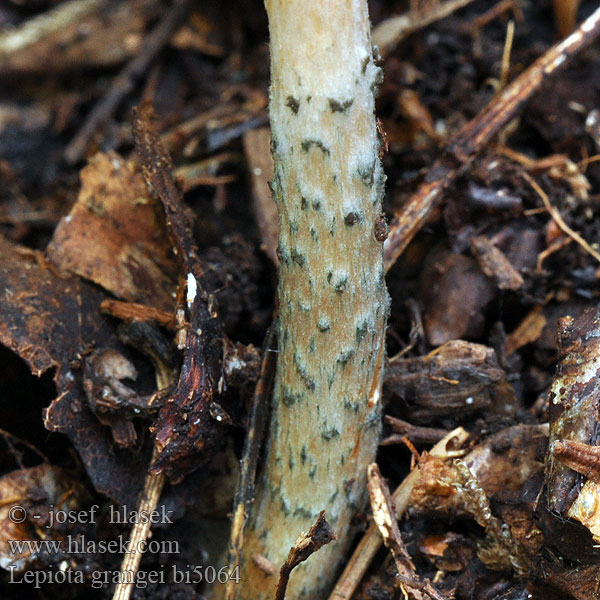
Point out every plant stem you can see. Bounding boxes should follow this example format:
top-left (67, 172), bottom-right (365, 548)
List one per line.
top-left (237, 1), bottom-right (388, 597)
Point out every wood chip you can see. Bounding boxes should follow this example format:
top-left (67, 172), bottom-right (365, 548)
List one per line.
top-left (470, 235), bottom-right (524, 290)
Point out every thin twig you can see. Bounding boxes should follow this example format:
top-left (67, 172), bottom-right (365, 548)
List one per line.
top-left (100, 299), bottom-right (175, 329)
top-left (382, 416), bottom-right (449, 446)
top-left (0, 427), bottom-right (49, 468)
top-left (111, 455), bottom-right (165, 600)
top-left (65, 0), bottom-right (191, 164)
top-left (274, 512), bottom-right (337, 600)
top-left (499, 19), bottom-right (515, 89)
top-left (368, 463), bottom-right (448, 600)
top-left (224, 327), bottom-right (276, 600)
top-left (111, 340), bottom-right (174, 600)
top-left (383, 6), bottom-right (600, 272)
top-left (522, 171), bottom-right (600, 264)
top-left (328, 427), bottom-right (469, 600)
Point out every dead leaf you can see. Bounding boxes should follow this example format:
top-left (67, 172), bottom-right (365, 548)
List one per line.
top-left (47, 151), bottom-right (177, 312)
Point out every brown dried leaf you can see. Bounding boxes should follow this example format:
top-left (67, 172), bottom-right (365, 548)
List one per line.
top-left (0, 235), bottom-right (151, 502)
top-left (45, 367), bottom-right (152, 504)
top-left (47, 151), bottom-right (177, 312)
top-left (0, 236), bottom-right (108, 375)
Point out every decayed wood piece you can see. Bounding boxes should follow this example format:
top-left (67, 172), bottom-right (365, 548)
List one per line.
top-left (238, 1), bottom-right (389, 598)
top-left (132, 102), bottom-right (226, 481)
top-left (469, 235), bottom-right (524, 291)
top-left (383, 6), bottom-right (600, 272)
top-left (546, 307), bottom-right (600, 538)
top-left (384, 340), bottom-right (512, 423)
top-left (0, 0), bottom-right (158, 74)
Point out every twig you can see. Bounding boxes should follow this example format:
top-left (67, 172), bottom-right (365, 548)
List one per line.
top-left (472, 0), bottom-right (523, 30)
top-left (65, 0), bottom-right (191, 164)
top-left (0, 0), bottom-right (100, 56)
top-left (328, 427), bottom-right (469, 600)
top-left (100, 299), bottom-right (175, 329)
top-left (111, 452), bottom-right (165, 600)
top-left (472, 0), bottom-right (523, 58)
top-left (536, 237), bottom-right (573, 272)
top-left (372, 0), bottom-right (475, 57)
top-left (368, 463), bottom-right (448, 600)
top-left (383, 6), bottom-right (600, 272)
top-left (274, 512), bottom-right (337, 600)
top-left (382, 416), bottom-right (449, 445)
top-left (499, 19), bottom-right (515, 90)
top-left (522, 171), bottom-right (600, 264)
top-left (111, 331), bottom-right (174, 600)
top-left (224, 327), bottom-right (276, 600)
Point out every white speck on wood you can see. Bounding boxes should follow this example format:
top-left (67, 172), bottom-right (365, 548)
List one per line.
top-left (186, 272), bottom-right (197, 308)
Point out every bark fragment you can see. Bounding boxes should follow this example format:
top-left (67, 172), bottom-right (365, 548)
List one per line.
top-left (384, 340), bottom-right (514, 423)
top-left (546, 307), bottom-right (600, 520)
top-left (132, 103), bottom-right (225, 482)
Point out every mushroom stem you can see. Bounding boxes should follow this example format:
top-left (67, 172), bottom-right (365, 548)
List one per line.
top-left (237, 1), bottom-right (389, 598)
